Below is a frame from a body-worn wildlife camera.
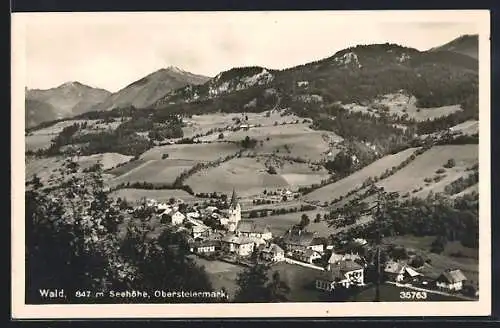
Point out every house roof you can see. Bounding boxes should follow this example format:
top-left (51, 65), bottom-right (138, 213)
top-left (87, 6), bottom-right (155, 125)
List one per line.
top-left (192, 225), bottom-right (209, 233)
top-left (172, 211), bottom-right (185, 218)
top-left (283, 231), bottom-right (316, 246)
top-left (328, 252), bottom-right (361, 264)
top-left (438, 269), bottom-right (467, 283)
top-left (262, 243), bottom-right (284, 254)
top-left (236, 220), bottom-right (271, 234)
top-left (222, 234), bottom-right (254, 245)
top-left (384, 261), bottom-right (405, 274)
top-left (319, 260), bottom-right (363, 282)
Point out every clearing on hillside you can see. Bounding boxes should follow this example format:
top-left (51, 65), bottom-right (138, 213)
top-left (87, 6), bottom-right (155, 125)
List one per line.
top-left (375, 145), bottom-right (478, 198)
top-left (140, 142), bottom-right (240, 161)
top-left (304, 147), bottom-right (419, 203)
top-left (344, 92), bottom-right (463, 122)
top-left (449, 120), bottom-right (479, 136)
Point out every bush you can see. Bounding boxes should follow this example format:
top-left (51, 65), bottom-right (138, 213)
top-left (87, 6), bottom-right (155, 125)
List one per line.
top-left (443, 158), bottom-right (456, 168)
top-left (430, 236), bottom-right (446, 254)
top-left (162, 153), bottom-right (169, 159)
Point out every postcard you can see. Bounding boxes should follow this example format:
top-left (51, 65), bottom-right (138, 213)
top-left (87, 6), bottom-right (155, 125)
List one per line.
top-left (11, 9), bottom-right (491, 318)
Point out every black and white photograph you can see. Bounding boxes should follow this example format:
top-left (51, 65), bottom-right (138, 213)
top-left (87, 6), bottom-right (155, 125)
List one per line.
top-left (12, 10), bottom-right (491, 318)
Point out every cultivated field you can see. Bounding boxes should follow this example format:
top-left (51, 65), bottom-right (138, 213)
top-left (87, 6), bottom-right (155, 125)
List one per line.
top-left (25, 156), bottom-right (64, 181)
top-left (109, 188), bottom-right (198, 204)
top-left (375, 145), bottom-right (478, 198)
top-left (185, 157), bottom-right (290, 197)
top-left (344, 93), bottom-right (463, 122)
top-left (76, 152), bottom-right (133, 171)
top-left (304, 147), bottom-right (419, 203)
top-left (107, 159), bottom-right (197, 186)
top-left (140, 142), bottom-right (240, 161)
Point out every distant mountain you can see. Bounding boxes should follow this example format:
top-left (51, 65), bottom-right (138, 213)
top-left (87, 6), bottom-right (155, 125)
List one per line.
top-left (429, 34), bottom-right (479, 60)
top-left (26, 82), bottom-right (111, 127)
top-left (93, 66), bottom-right (210, 111)
top-left (153, 42), bottom-right (478, 115)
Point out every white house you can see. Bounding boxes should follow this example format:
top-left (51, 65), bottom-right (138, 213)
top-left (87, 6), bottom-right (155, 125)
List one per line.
top-left (236, 220), bottom-right (272, 241)
top-left (435, 269), bottom-right (467, 291)
top-left (171, 211), bottom-right (185, 225)
top-left (283, 230), bottom-right (324, 254)
top-left (156, 202), bottom-right (170, 211)
top-left (327, 251), bottom-right (363, 271)
top-left (384, 261), bottom-right (423, 283)
top-left (291, 248), bottom-right (322, 264)
top-left (190, 240), bottom-right (218, 254)
top-left (221, 235), bottom-right (255, 257)
top-left (316, 260), bottom-right (365, 291)
top-left (261, 244), bottom-right (285, 262)
top-left (192, 225), bottom-right (211, 239)
top-left (187, 212), bottom-right (201, 219)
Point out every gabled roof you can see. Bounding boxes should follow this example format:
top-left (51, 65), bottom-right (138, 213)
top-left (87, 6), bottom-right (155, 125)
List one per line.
top-left (236, 220), bottom-right (271, 234)
top-left (384, 261), bottom-right (405, 274)
top-left (222, 234), bottom-right (254, 245)
top-left (192, 225), bottom-right (210, 233)
top-left (319, 260), bottom-right (364, 282)
top-left (262, 243), bottom-right (284, 255)
top-left (438, 269), bottom-right (467, 283)
top-left (328, 252), bottom-right (361, 264)
top-left (283, 231), bottom-right (316, 246)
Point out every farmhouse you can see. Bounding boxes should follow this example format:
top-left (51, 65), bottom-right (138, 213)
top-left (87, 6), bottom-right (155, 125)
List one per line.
top-left (435, 269), bottom-right (467, 291)
top-left (291, 248), bottom-right (322, 264)
top-left (190, 240), bottom-right (218, 254)
top-left (327, 251), bottom-right (363, 271)
top-left (236, 220), bottom-right (273, 240)
top-left (384, 261), bottom-right (423, 283)
top-left (260, 244), bottom-right (285, 262)
top-left (221, 234), bottom-right (255, 257)
top-left (315, 260), bottom-right (365, 292)
top-left (192, 225), bottom-right (211, 239)
top-left (283, 230), bottom-right (324, 254)
top-left (171, 211), bottom-right (185, 225)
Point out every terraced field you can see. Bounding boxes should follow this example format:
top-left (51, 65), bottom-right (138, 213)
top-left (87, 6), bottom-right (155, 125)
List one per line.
top-left (375, 145), bottom-right (478, 198)
top-left (304, 147), bottom-right (419, 203)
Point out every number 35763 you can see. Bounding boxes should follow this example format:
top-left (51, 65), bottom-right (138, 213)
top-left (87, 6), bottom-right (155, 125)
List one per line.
top-left (400, 291), bottom-right (427, 300)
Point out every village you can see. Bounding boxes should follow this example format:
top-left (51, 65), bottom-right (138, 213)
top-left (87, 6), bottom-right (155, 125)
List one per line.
top-left (124, 188), bottom-right (479, 301)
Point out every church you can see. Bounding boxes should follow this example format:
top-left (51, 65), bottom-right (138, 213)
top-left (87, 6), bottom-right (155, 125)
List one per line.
top-left (227, 188), bottom-right (241, 232)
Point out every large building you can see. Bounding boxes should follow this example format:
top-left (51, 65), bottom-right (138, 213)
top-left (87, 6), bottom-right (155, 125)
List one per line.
top-left (227, 188), bottom-right (242, 232)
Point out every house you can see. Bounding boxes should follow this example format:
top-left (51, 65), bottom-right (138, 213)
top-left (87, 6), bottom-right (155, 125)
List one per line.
top-left (221, 234), bottom-right (255, 257)
top-left (260, 244), bottom-right (285, 262)
top-left (187, 212), bottom-right (201, 219)
top-left (159, 207), bottom-right (173, 217)
top-left (384, 261), bottom-right (423, 283)
top-left (156, 202), bottom-right (170, 211)
top-left (236, 220), bottom-right (273, 240)
top-left (192, 225), bottom-right (211, 239)
top-left (315, 260), bottom-right (365, 292)
top-left (282, 230), bottom-right (324, 254)
top-left (435, 269), bottom-right (467, 291)
top-left (292, 248), bottom-right (322, 264)
top-left (219, 216), bottom-right (229, 226)
top-left (205, 206), bottom-right (219, 213)
top-left (190, 240), bottom-right (218, 254)
top-left (327, 251), bottom-right (363, 271)
top-left (171, 211), bottom-right (185, 225)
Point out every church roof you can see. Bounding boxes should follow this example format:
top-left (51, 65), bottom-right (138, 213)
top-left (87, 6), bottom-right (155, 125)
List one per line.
top-left (230, 188), bottom-right (239, 208)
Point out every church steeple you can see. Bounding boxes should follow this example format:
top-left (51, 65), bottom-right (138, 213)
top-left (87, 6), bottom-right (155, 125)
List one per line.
top-left (230, 188), bottom-right (238, 208)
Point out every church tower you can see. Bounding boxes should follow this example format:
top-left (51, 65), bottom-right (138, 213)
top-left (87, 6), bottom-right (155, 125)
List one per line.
top-left (227, 188), bottom-right (241, 232)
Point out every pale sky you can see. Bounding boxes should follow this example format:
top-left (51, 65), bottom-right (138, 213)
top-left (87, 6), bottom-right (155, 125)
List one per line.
top-left (15, 11), bottom-right (483, 93)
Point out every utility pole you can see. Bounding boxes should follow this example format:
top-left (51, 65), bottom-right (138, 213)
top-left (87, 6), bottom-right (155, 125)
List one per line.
top-left (373, 186), bottom-right (385, 302)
